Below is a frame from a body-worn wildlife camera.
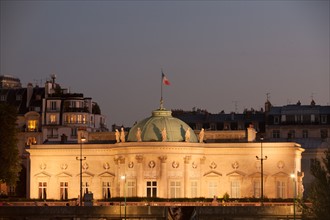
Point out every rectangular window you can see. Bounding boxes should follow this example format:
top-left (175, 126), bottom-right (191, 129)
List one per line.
top-left (311, 114), bottom-right (315, 123)
top-left (273, 116), bottom-right (279, 124)
top-left (127, 181), bottom-right (136, 197)
top-left (170, 181), bottom-right (181, 198)
top-left (47, 128), bottom-right (58, 138)
top-left (49, 114), bottom-right (56, 124)
top-left (208, 181), bottom-right (217, 198)
top-left (102, 182), bottom-right (111, 199)
top-left (288, 130), bottom-right (295, 139)
top-left (146, 181), bottom-right (157, 197)
top-left (191, 181), bottom-right (198, 198)
top-left (230, 181), bottom-right (240, 198)
top-left (272, 130), bottom-right (280, 138)
top-left (51, 101), bottom-right (57, 110)
top-left (321, 115), bottom-right (327, 124)
top-left (276, 181), bottom-right (286, 198)
top-left (83, 182), bottom-right (89, 195)
top-left (253, 180), bottom-right (260, 198)
top-left (0, 95), bottom-right (6, 101)
top-left (302, 130), bottom-right (308, 138)
top-left (71, 128), bottom-right (78, 137)
top-left (321, 129), bottom-right (328, 139)
top-left (60, 182), bottom-right (68, 200)
top-left (38, 182), bottom-right (47, 200)
top-left (27, 120), bottom-right (38, 131)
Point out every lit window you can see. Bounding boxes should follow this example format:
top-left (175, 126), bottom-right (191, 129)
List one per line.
top-left (191, 181), bottom-right (198, 198)
top-left (27, 120), bottom-right (38, 131)
top-left (50, 114), bottom-right (56, 124)
top-left (102, 182), bottom-right (111, 199)
top-left (38, 182), bottom-right (47, 200)
top-left (170, 181), bottom-right (181, 198)
top-left (60, 182), bottom-right (68, 200)
top-left (208, 181), bottom-right (217, 198)
top-left (83, 182), bottom-right (90, 194)
top-left (276, 180), bottom-right (286, 198)
top-left (230, 180), bottom-right (240, 198)
top-left (127, 181), bottom-right (136, 197)
top-left (26, 137), bottom-right (37, 145)
top-left (253, 180), bottom-right (260, 198)
top-left (146, 181), bottom-right (157, 197)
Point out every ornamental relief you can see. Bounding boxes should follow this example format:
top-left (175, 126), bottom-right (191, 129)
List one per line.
top-left (209, 161), bottom-right (217, 169)
top-left (39, 163), bottom-right (47, 170)
top-left (103, 162), bottom-right (110, 170)
top-left (128, 161), bottom-right (134, 168)
top-left (232, 161), bottom-right (239, 170)
top-left (277, 160), bottom-right (285, 169)
top-left (148, 160), bottom-right (156, 168)
top-left (60, 163), bottom-right (68, 170)
top-left (82, 162), bottom-right (89, 170)
top-left (192, 161), bottom-right (198, 169)
top-left (172, 161), bottom-right (179, 168)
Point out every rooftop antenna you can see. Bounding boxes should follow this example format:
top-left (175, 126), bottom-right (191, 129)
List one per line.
top-left (266, 93), bottom-right (270, 101)
top-left (232, 101), bottom-right (238, 113)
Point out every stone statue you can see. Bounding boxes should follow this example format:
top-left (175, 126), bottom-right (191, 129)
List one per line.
top-left (115, 129), bottom-right (120, 143)
top-left (185, 128), bottom-right (191, 142)
top-left (120, 127), bottom-right (126, 143)
top-left (161, 127), bottom-right (167, 142)
top-left (136, 127), bottom-right (142, 142)
top-left (199, 128), bottom-right (205, 143)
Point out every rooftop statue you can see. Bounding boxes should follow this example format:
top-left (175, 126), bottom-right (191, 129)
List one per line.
top-left (120, 127), bottom-right (126, 143)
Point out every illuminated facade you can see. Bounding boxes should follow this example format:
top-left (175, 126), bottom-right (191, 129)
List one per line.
top-left (27, 108), bottom-right (304, 200)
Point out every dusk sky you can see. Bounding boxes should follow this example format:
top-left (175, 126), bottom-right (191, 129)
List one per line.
top-left (1, 0), bottom-right (329, 127)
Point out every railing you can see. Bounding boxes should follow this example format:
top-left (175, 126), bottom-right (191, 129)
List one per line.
top-left (1, 201), bottom-right (311, 207)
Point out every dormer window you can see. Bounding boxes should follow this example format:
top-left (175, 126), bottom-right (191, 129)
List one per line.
top-left (27, 120), bottom-right (38, 132)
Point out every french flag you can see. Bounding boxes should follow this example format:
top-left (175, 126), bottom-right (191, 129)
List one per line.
top-left (162, 72), bottom-right (170, 86)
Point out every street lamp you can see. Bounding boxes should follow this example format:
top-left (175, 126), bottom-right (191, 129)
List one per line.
top-left (76, 136), bottom-right (86, 206)
top-left (256, 137), bottom-right (267, 206)
top-left (121, 175), bottom-right (127, 220)
top-left (290, 173), bottom-right (296, 220)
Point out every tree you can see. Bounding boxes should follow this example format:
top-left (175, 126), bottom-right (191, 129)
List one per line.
top-left (0, 103), bottom-right (21, 186)
top-left (308, 147), bottom-right (330, 219)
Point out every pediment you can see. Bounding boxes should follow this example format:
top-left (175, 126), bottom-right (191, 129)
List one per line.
top-left (99, 171), bottom-right (115, 177)
top-left (272, 171), bottom-right (289, 177)
top-left (56, 172), bottom-right (72, 178)
top-left (248, 172), bottom-right (268, 178)
top-left (226, 170), bottom-right (246, 177)
top-left (76, 171), bottom-right (95, 177)
top-left (34, 171), bottom-right (51, 177)
top-left (203, 170), bottom-right (222, 177)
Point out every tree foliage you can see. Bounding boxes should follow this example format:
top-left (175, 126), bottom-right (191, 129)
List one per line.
top-left (308, 147), bottom-right (330, 220)
top-left (0, 103), bottom-right (21, 185)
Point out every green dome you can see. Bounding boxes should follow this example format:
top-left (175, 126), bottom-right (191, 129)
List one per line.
top-left (127, 109), bottom-right (198, 142)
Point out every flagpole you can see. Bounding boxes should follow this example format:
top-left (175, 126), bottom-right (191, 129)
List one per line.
top-left (160, 69), bottom-right (164, 109)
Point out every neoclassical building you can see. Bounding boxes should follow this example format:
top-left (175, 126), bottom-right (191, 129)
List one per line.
top-left (27, 108), bottom-right (304, 200)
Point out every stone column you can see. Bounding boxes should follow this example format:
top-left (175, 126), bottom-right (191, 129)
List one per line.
top-left (158, 155), bottom-right (167, 198)
top-left (200, 156), bottom-right (206, 197)
top-left (184, 156), bottom-right (191, 197)
top-left (114, 156), bottom-right (125, 197)
top-left (135, 155), bottom-right (144, 197)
